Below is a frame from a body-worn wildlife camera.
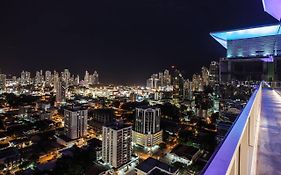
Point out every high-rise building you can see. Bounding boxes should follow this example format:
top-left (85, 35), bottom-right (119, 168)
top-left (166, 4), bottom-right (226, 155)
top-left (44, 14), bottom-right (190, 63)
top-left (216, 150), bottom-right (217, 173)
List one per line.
top-left (170, 66), bottom-right (185, 97)
top-left (62, 69), bottom-right (71, 87)
top-left (0, 74), bottom-right (6, 92)
top-left (201, 67), bottom-right (210, 86)
top-left (147, 69), bottom-right (173, 89)
top-left (75, 75), bottom-right (80, 86)
top-left (92, 71), bottom-right (99, 85)
top-left (45, 71), bottom-right (52, 87)
top-left (146, 77), bottom-right (153, 89)
top-left (64, 106), bottom-right (88, 140)
top-left (146, 74), bottom-right (160, 89)
top-left (209, 61), bottom-right (219, 85)
top-left (53, 71), bottom-right (59, 92)
top-left (183, 80), bottom-right (193, 100)
top-left (102, 122), bottom-right (132, 168)
top-left (192, 74), bottom-right (203, 91)
top-left (68, 75), bottom-right (74, 86)
top-left (133, 106), bottom-right (162, 147)
top-left (38, 70), bottom-right (44, 85)
top-left (35, 71), bottom-right (42, 86)
top-left (12, 76), bottom-right (17, 82)
top-left (20, 71), bottom-right (25, 84)
top-left (56, 78), bottom-right (67, 105)
top-left (158, 72), bottom-right (164, 87)
top-left (163, 69), bottom-right (171, 86)
top-left (211, 24), bottom-right (281, 82)
top-left (20, 71), bottom-right (31, 85)
top-left (84, 71), bottom-right (90, 87)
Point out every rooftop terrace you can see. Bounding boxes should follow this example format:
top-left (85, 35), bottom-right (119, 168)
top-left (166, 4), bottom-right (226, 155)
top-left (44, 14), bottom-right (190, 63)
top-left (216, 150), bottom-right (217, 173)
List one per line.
top-left (256, 88), bottom-right (281, 175)
top-left (202, 83), bottom-right (281, 175)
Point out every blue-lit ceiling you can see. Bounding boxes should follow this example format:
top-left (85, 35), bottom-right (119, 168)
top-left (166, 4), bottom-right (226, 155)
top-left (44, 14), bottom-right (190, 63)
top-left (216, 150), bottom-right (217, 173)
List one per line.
top-left (210, 24), bottom-right (281, 48)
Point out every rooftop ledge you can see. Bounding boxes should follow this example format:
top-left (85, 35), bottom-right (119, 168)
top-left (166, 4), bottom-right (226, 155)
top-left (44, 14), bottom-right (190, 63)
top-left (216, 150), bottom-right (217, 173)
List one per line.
top-left (202, 82), bottom-right (281, 175)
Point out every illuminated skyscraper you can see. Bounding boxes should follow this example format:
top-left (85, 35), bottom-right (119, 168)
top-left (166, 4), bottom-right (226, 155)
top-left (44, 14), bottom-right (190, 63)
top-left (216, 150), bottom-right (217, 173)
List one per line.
top-left (159, 72), bottom-right (164, 87)
top-left (170, 66), bottom-right (184, 97)
top-left (201, 67), bottom-right (210, 86)
top-left (133, 106), bottom-right (162, 147)
top-left (75, 75), bottom-right (80, 85)
top-left (192, 74), bottom-right (203, 91)
top-left (209, 61), bottom-right (219, 85)
top-left (64, 106), bottom-right (88, 140)
top-left (35, 71), bottom-right (41, 86)
top-left (53, 71), bottom-right (59, 92)
top-left (68, 75), bottom-right (75, 86)
top-left (92, 71), bottom-right (99, 85)
top-left (183, 79), bottom-right (193, 100)
top-left (102, 122), bottom-right (132, 168)
top-left (84, 71), bottom-right (90, 87)
top-left (62, 69), bottom-right (71, 87)
top-left (163, 69), bottom-right (171, 86)
top-left (146, 74), bottom-right (160, 89)
top-left (45, 70), bottom-right (52, 87)
top-left (56, 78), bottom-right (67, 105)
top-left (20, 71), bottom-right (31, 85)
top-left (40, 70), bottom-right (44, 83)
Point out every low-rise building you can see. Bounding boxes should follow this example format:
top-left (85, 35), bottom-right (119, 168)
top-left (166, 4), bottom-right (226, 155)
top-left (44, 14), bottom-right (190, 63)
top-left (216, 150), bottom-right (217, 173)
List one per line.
top-left (132, 130), bottom-right (163, 148)
top-left (168, 144), bottom-right (201, 166)
top-left (135, 157), bottom-right (178, 175)
top-left (0, 147), bottom-right (20, 170)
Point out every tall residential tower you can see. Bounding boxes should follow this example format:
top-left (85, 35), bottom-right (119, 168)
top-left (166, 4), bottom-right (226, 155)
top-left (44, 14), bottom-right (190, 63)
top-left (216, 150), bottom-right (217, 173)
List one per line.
top-left (64, 106), bottom-right (88, 140)
top-left (102, 122), bottom-right (132, 168)
top-left (133, 106), bottom-right (162, 148)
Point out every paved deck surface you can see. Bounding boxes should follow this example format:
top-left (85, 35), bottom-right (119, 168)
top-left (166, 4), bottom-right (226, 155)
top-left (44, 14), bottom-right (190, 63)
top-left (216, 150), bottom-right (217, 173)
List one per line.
top-left (257, 89), bottom-right (281, 175)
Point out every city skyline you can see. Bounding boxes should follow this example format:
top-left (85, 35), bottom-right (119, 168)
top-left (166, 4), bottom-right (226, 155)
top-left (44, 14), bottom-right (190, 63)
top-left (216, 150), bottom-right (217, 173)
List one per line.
top-left (0, 0), bottom-right (276, 85)
top-left (1, 0), bottom-right (281, 174)
top-left (0, 65), bottom-right (207, 86)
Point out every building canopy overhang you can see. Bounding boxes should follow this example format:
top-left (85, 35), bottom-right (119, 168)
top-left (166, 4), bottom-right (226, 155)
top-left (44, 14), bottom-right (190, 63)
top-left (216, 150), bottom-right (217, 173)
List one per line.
top-left (210, 24), bottom-right (281, 48)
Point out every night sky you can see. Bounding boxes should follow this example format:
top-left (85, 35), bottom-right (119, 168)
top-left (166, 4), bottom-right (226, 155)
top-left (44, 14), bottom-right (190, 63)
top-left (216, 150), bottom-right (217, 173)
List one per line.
top-left (0, 0), bottom-right (276, 85)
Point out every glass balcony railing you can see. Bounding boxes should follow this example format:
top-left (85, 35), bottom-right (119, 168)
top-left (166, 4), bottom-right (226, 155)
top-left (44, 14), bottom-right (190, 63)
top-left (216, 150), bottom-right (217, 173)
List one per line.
top-left (201, 83), bottom-right (262, 175)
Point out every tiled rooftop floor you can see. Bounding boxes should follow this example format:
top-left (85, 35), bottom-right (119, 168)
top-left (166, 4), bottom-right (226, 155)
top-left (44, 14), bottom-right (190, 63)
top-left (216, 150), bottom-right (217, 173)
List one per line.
top-left (257, 88), bottom-right (281, 175)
